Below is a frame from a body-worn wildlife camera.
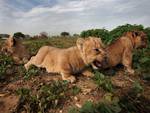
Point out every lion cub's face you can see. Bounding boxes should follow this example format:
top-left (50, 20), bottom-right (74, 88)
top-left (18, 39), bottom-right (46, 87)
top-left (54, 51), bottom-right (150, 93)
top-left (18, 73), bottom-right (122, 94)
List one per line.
top-left (135, 31), bottom-right (147, 48)
top-left (127, 31), bottom-right (147, 49)
top-left (77, 37), bottom-right (106, 68)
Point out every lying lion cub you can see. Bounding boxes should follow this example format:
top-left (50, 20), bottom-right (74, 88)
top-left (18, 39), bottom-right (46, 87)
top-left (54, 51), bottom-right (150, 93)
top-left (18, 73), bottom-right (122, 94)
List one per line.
top-left (25, 37), bottom-right (106, 83)
top-left (1, 36), bottom-right (30, 64)
top-left (100, 31), bottom-right (147, 74)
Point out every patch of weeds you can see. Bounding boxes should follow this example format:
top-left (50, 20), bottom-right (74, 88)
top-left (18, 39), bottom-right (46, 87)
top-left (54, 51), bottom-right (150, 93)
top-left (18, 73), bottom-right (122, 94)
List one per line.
top-left (68, 107), bottom-right (79, 113)
top-left (23, 65), bottom-right (40, 80)
top-left (0, 53), bottom-right (14, 80)
top-left (16, 87), bottom-right (31, 96)
top-left (68, 94), bottom-right (121, 113)
top-left (70, 86), bottom-right (81, 96)
top-left (93, 71), bottom-right (114, 92)
top-left (39, 81), bottom-right (69, 108)
top-left (119, 93), bottom-right (149, 113)
top-left (132, 81), bottom-right (143, 94)
top-left (16, 80), bottom-right (80, 113)
top-left (119, 81), bottom-right (150, 113)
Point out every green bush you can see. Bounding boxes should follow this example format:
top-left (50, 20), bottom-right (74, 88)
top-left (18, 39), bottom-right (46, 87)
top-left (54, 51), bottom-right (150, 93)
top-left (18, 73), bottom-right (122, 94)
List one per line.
top-left (110, 24), bottom-right (144, 41)
top-left (80, 29), bottom-right (110, 44)
top-left (133, 48), bottom-right (150, 79)
top-left (80, 24), bottom-right (146, 45)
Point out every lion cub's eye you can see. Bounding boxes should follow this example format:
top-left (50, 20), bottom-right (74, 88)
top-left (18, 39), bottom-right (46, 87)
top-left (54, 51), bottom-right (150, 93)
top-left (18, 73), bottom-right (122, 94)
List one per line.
top-left (93, 48), bottom-right (100, 53)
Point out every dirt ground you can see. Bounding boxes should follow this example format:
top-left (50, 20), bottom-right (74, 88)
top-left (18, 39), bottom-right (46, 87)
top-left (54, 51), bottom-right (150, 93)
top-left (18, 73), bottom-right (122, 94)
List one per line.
top-left (0, 67), bottom-right (150, 113)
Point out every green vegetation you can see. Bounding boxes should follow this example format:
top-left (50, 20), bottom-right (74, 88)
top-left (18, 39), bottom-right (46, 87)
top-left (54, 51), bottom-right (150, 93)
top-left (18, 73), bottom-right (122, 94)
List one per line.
top-left (68, 82), bottom-right (148, 113)
top-left (70, 85), bottom-right (81, 96)
top-left (23, 65), bottom-right (40, 80)
top-left (24, 37), bottom-right (77, 55)
top-left (16, 81), bottom-right (81, 113)
top-left (61, 32), bottom-right (70, 37)
top-left (80, 24), bottom-right (150, 45)
top-left (109, 24), bottom-right (144, 41)
top-left (68, 94), bottom-right (121, 113)
top-left (13, 32), bottom-right (25, 39)
top-left (81, 29), bottom-right (110, 44)
top-left (93, 71), bottom-right (114, 92)
top-left (0, 53), bottom-right (14, 80)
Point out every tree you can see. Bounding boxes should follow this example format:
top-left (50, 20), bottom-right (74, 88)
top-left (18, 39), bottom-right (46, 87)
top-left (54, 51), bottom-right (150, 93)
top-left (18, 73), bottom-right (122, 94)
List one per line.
top-left (73, 33), bottom-right (80, 37)
top-left (61, 32), bottom-right (70, 37)
top-left (0, 34), bottom-right (10, 39)
top-left (13, 32), bottom-right (25, 39)
top-left (40, 32), bottom-right (48, 38)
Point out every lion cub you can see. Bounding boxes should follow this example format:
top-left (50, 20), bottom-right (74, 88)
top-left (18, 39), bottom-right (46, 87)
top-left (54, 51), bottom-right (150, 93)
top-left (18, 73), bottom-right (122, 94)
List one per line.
top-left (1, 36), bottom-right (30, 64)
top-left (25, 37), bottom-right (106, 83)
top-left (101, 31), bottom-right (147, 74)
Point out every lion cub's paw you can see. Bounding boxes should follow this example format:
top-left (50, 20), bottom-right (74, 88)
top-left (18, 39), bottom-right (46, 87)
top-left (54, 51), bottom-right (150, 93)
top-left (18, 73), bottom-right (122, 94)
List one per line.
top-left (24, 64), bottom-right (29, 70)
top-left (62, 76), bottom-right (76, 83)
top-left (83, 71), bottom-right (94, 78)
top-left (126, 69), bottom-right (135, 75)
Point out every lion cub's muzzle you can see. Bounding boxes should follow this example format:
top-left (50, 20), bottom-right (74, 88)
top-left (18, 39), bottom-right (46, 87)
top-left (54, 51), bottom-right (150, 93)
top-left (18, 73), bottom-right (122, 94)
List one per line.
top-left (94, 56), bottom-right (108, 68)
top-left (93, 50), bottom-right (107, 68)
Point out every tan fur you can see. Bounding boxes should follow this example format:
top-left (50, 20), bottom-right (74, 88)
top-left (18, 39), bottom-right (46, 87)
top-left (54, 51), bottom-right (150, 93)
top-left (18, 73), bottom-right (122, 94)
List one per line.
top-left (25, 37), bottom-right (106, 83)
top-left (1, 36), bottom-right (30, 64)
top-left (101, 31), bottom-right (147, 74)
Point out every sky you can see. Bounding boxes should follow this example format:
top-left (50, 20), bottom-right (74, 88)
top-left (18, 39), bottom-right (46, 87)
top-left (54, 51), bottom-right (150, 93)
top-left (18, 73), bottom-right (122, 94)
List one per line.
top-left (0, 0), bottom-right (150, 35)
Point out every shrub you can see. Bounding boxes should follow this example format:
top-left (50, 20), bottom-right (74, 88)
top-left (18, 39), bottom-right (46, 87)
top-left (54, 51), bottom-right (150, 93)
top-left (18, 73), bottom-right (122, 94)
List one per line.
top-left (133, 48), bottom-right (150, 80)
top-left (110, 24), bottom-right (144, 40)
top-left (80, 29), bottom-right (110, 44)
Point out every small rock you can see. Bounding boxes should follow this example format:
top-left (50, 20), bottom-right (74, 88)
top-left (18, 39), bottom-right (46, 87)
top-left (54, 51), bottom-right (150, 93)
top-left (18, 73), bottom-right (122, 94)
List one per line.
top-left (75, 103), bottom-right (82, 108)
top-left (55, 99), bottom-right (58, 105)
top-left (83, 88), bottom-right (92, 95)
top-left (74, 96), bottom-right (79, 101)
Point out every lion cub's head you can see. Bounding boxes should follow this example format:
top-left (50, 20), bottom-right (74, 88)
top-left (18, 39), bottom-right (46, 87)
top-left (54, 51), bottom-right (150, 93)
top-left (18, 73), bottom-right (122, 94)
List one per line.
top-left (76, 37), bottom-right (106, 68)
top-left (124, 31), bottom-right (147, 49)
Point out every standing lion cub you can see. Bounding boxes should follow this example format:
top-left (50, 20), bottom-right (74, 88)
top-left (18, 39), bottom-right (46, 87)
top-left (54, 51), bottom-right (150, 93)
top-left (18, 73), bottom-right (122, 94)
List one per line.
top-left (100, 31), bottom-right (147, 74)
top-left (25, 37), bottom-right (106, 83)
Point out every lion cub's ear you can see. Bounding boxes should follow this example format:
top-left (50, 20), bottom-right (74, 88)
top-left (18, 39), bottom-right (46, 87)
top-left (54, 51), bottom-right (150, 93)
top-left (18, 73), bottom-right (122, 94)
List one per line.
top-left (76, 38), bottom-right (85, 51)
top-left (89, 37), bottom-right (105, 48)
top-left (7, 36), bottom-right (16, 47)
top-left (97, 38), bottom-right (105, 48)
top-left (132, 31), bottom-right (139, 38)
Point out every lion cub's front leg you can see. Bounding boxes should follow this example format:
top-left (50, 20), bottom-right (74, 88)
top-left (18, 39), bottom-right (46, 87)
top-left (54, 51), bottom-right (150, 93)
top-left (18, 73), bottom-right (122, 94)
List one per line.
top-left (61, 72), bottom-right (76, 83)
top-left (82, 70), bottom-right (94, 77)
